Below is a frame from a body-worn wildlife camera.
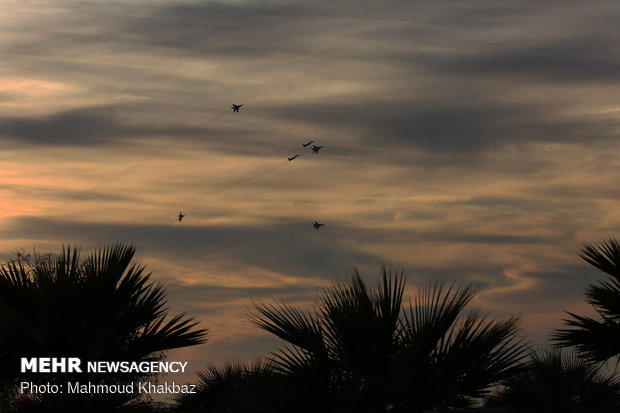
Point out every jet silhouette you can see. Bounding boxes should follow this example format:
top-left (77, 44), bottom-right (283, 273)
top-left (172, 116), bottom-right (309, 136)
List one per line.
top-left (178, 212), bottom-right (185, 222)
top-left (288, 154), bottom-right (300, 161)
top-left (231, 104), bottom-right (243, 112)
top-left (311, 145), bottom-right (324, 154)
top-left (313, 221), bottom-right (325, 230)
top-left (302, 140), bottom-right (314, 147)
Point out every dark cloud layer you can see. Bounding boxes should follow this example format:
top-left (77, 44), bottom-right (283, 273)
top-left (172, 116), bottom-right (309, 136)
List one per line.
top-left (0, 105), bottom-right (285, 157)
top-left (128, 3), bottom-right (324, 57)
top-left (4, 97), bottom-right (617, 172)
top-left (0, 107), bottom-right (123, 146)
top-left (263, 99), bottom-right (620, 155)
top-left (431, 37), bottom-right (620, 83)
top-left (4, 213), bottom-right (574, 295)
top-left (4, 216), bottom-right (386, 280)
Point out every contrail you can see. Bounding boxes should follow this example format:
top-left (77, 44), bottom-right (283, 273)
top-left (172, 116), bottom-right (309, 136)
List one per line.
top-left (48, 154), bottom-right (151, 212)
top-left (50, 104), bottom-right (237, 210)
top-left (197, 107), bottom-right (230, 126)
top-left (105, 106), bottom-right (229, 186)
top-left (124, 158), bottom-right (291, 241)
top-left (126, 220), bottom-right (178, 241)
top-left (212, 159), bottom-right (290, 195)
top-left (45, 94), bottom-right (306, 242)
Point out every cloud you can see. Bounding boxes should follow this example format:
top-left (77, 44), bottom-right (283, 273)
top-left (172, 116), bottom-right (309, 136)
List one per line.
top-left (126, 2), bottom-right (325, 57)
top-left (423, 36), bottom-right (620, 83)
top-left (0, 183), bottom-right (131, 203)
top-left (0, 107), bottom-right (131, 146)
top-left (261, 98), bottom-right (620, 158)
top-left (3, 215), bottom-right (386, 279)
top-left (0, 104), bottom-right (285, 155)
top-left (166, 282), bottom-right (319, 313)
top-left (484, 265), bottom-right (596, 307)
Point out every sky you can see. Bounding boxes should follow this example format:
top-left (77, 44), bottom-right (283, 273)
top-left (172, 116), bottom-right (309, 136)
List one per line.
top-left (3, 0), bottom-right (620, 385)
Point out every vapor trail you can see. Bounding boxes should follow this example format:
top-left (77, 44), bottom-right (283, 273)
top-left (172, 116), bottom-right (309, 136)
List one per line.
top-left (211, 159), bottom-right (290, 195)
top-left (125, 158), bottom-right (291, 241)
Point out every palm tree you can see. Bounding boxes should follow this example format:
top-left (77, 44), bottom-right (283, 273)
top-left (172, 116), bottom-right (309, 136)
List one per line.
top-left (0, 243), bottom-right (207, 412)
top-left (486, 349), bottom-right (620, 412)
top-left (554, 238), bottom-right (620, 363)
top-left (248, 267), bottom-right (527, 413)
top-left (175, 359), bottom-right (280, 413)
top-left (394, 281), bottom-right (526, 411)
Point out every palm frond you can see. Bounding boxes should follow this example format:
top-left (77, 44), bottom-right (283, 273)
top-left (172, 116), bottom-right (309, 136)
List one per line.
top-left (249, 300), bottom-right (327, 358)
top-left (553, 238), bottom-right (620, 363)
top-left (579, 238), bottom-right (620, 280)
top-left (138, 313), bottom-right (207, 352)
top-left (436, 313), bottom-right (527, 397)
top-left (269, 345), bottom-right (324, 374)
top-left (395, 281), bottom-right (527, 410)
top-left (487, 349), bottom-right (620, 412)
top-left (585, 280), bottom-right (620, 321)
top-left (554, 311), bottom-right (620, 363)
top-left (399, 280), bottom-right (477, 357)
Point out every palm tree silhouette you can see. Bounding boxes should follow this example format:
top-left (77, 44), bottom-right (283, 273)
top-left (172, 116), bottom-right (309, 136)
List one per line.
top-left (176, 359), bottom-right (279, 413)
top-left (394, 280), bottom-right (526, 412)
top-left (554, 238), bottom-right (620, 363)
top-left (0, 243), bottom-right (207, 412)
top-left (486, 349), bottom-right (620, 412)
top-left (248, 267), bottom-right (527, 412)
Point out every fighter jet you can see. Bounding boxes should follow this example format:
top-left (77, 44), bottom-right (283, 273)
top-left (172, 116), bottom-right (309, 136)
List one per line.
top-left (288, 154), bottom-right (300, 161)
top-left (178, 212), bottom-right (185, 222)
top-left (313, 221), bottom-right (325, 230)
top-left (302, 140), bottom-right (314, 147)
top-left (311, 145), bottom-right (324, 154)
top-left (231, 104), bottom-right (243, 112)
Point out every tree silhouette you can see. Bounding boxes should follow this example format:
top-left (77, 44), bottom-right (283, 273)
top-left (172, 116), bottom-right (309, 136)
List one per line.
top-left (0, 243), bottom-right (207, 412)
top-left (248, 267), bottom-right (527, 413)
top-left (486, 349), bottom-right (620, 412)
top-left (175, 359), bottom-right (280, 413)
top-left (394, 280), bottom-right (526, 411)
top-left (554, 238), bottom-right (620, 363)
